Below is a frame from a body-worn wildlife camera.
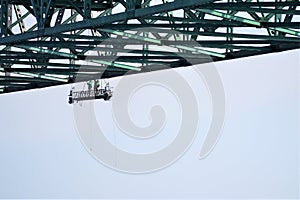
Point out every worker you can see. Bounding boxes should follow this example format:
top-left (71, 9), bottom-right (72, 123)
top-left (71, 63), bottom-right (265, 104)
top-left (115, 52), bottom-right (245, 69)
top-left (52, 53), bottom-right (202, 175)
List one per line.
top-left (87, 80), bottom-right (92, 90)
top-left (105, 82), bottom-right (110, 91)
top-left (95, 80), bottom-right (100, 91)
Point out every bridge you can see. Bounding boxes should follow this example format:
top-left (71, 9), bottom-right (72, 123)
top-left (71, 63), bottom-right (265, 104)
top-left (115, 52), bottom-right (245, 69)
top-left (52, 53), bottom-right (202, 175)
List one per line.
top-left (0, 0), bottom-right (299, 94)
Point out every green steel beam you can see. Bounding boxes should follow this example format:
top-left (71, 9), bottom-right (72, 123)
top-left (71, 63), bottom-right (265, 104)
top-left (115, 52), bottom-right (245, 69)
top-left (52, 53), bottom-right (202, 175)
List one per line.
top-left (15, 45), bottom-right (78, 58)
top-left (91, 60), bottom-right (141, 71)
top-left (201, 1), bottom-right (300, 7)
top-left (0, 67), bottom-right (69, 82)
top-left (198, 9), bottom-right (300, 37)
top-left (148, 28), bottom-right (300, 42)
top-left (172, 45), bottom-right (226, 58)
top-left (199, 8), bottom-right (261, 26)
top-left (0, 75), bottom-right (60, 83)
top-left (3, 67), bottom-right (127, 75)
top-left (12, 39), bottom-right (300, 46)
top-left (201, 6), bottom-right (300, 15)
top-left (0, 82), bottom-right (30, 87)
top-left (13, 40), bottom-right (291, 52)
top-left (99, 29), bottom-right (162, 44)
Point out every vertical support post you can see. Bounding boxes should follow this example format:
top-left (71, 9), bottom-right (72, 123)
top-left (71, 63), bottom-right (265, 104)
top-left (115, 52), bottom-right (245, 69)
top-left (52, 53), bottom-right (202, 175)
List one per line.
top-left (182, 9), bottom-right (188, 54)
top-left (70, 9), bottom-right (76, 80)
top-left (275, 0), bottom-right (282, 36)
top-left (226, 0), bottom-right (233, 53)
top-left (30, 0), bottom-right (52, 29)
top-left (142, 0), bottom-right (149, 69)
top-left (84, 0), bottom-right (91, 19)
top-left (14, 5), bottom-right (36, 68)
top-left (7, 2), bottom-right (11, 29)
top-left (43, 0), bottom-right (54, 27)
top-left (127, 0), bottom-right (142, 10)
top-left (0, 0), bottom-right (8, 36)
top-left (30, 0), bottom-right (42, 28)
top-left (3, 3), bottom-right (12, 90)
top-left (134, 0), bottom-right (142, 9)
top-left (100, 6), bottom-right (113, 58)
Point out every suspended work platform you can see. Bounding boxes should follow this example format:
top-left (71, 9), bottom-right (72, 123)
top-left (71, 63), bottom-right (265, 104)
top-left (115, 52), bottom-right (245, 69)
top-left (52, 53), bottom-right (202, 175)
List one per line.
top-left (68, 80), bottom-right (113, 104)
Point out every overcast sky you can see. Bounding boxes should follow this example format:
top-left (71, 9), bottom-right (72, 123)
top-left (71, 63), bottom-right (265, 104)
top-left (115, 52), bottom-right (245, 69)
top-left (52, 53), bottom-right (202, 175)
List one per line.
top-left (0, 49), bottom-right (299, 199)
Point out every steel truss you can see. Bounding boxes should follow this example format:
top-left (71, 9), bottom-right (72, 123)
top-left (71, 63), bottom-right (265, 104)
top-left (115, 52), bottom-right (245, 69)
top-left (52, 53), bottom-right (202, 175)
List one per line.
top-left (0, 0), bottom-right (299, 94)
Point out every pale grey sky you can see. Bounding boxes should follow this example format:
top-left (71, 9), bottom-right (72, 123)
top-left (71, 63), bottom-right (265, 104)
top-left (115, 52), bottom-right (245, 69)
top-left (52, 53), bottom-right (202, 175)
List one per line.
top-left (0, 49), bottom-right (299, 199)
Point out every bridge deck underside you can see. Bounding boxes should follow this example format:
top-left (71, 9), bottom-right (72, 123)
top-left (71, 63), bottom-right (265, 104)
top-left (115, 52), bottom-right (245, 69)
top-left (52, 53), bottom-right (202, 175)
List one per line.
top-left (0, 0), bottom-right (299, 94)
